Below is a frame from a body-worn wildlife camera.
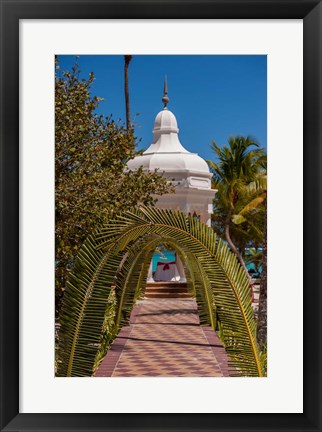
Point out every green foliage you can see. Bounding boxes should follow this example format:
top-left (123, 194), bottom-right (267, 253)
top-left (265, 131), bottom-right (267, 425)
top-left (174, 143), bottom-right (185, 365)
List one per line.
top-left (55, 58), bottom-right (173, 313)
top-left (113, 238), bottom-right (156, 330)
top-left (57, 207), bottom-right (266, 378)
top-left (209, 136), bottom-right (266, 197)
top-left (232, 176), bottom-right (267, 232)
top-left (245, 248), bottom-right (263, 273)
top-left (57, 231), bottom-right (123, 377)
top-left (93, 289), bottom-right (117, 371)
top-left (208, 136), bottom-right (267, 253)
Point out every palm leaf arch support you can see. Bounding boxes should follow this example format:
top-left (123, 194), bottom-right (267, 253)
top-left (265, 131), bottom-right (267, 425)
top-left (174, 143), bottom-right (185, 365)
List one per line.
top-left (113, 236), bottom-right (216, 332)
top-left (57, 207), bottom-right (265, 377)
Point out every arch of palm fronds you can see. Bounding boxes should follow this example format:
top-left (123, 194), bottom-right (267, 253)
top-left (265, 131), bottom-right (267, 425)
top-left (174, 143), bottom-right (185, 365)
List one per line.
top-left (57, 207), bottom-right (266, 377)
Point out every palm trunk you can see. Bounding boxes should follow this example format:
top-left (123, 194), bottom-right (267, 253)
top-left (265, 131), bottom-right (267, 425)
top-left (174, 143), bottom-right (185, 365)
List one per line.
top-left (124, 55), bottom-right (132, 132)
top-left (224, 208), bottom-right (249, 277)
top-left (257, 205), bottom-right (267, 350)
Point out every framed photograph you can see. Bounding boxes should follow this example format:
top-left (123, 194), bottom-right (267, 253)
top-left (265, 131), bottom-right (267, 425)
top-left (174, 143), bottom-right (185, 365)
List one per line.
top-left (1, 1), bottom-right (321, 431)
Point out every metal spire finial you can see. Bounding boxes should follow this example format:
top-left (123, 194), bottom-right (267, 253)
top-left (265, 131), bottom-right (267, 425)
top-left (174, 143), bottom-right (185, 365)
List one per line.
top-left (162, 75), bottom-right (169, 109)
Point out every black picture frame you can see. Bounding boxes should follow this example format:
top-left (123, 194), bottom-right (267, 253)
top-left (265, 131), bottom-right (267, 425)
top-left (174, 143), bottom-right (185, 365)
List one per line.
top-left (1, 1), bottom-right (321, 431)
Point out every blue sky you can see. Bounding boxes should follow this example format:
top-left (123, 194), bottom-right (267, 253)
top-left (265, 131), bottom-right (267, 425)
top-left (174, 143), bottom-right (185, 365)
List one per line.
top-left (57, 55), bottom-right (267, 161)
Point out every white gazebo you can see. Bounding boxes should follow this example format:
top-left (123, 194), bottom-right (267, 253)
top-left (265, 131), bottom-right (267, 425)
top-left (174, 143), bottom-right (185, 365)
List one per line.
top-left (127, 79), bottom-right (217, 283)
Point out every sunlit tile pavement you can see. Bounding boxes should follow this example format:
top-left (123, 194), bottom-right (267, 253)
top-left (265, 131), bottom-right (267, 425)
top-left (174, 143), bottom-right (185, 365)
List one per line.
top-left (96, 299), bottom-right (230, 377)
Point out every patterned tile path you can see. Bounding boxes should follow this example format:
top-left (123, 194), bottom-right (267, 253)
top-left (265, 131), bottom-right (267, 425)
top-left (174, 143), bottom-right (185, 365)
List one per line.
top-left (96, 299), bottom-right (230, 377)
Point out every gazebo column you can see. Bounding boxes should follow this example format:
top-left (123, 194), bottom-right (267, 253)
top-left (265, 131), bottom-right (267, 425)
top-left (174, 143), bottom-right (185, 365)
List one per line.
top-left (176, 255), bottom-right (186, 282)
top-left (147, 261), bottom-right (154, 282)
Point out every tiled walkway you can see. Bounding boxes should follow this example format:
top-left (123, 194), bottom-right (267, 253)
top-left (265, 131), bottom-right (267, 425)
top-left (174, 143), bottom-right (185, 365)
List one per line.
top-left (96, 299), bottom-right (230, 377)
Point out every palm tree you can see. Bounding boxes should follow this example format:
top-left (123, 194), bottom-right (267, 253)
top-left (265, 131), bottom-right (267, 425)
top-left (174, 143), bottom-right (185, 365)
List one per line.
top-left (231, 175), bottom-right (267, 350)
top-left (208, 136), bottom-right (266, 274)
top-left (124, 55), bottom-right (132, 132)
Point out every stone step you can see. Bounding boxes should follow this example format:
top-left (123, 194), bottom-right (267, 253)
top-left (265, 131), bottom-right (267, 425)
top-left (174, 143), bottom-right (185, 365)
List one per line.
top-left (145, 282), bottom-right (190, 299)
top-left (145, 292), bottom-right (192, 299)
top-left (146, 282), bottom-right (187, 288)
top-left (146, 286), bottom-right (188, 293)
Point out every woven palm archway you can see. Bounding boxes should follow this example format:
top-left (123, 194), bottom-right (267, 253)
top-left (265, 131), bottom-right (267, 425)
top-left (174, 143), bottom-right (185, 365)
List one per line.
top-left (57, 207), bottom-right (265, 377)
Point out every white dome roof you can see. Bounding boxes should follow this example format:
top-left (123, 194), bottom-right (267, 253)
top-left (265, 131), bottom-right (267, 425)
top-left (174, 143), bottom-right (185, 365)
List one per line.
top-left (127, 108), bottom-right (212, 183)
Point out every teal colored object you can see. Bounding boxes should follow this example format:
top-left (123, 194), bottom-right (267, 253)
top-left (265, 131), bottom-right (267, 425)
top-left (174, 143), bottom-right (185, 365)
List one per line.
top-left (151, 249), bottom-right (261, 273)
top-left (152, 250), bottom-right (176, 272)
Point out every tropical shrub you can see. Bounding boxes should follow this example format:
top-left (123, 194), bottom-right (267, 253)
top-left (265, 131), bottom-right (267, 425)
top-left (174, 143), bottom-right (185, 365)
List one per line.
top-left (207, 136), bottom-right (267, 272)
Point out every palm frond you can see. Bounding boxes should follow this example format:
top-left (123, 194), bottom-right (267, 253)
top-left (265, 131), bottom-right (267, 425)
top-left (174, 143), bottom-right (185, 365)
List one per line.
top-left (155, 239), bottom-right (217, 329)
top-left (58, 207), bottom-right (266, 377)
top-left (246, 176), bottom-right (267, 195)
top-left (57, 233), bottom-right (123, 377)
top-left (99, 207), bottom-right (264, 376)
top-left (233, 193), bottom-right (266, 219)
top-left (114, 237), bottom-right (158, 329)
